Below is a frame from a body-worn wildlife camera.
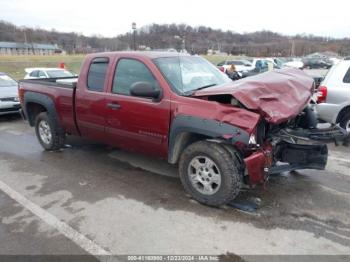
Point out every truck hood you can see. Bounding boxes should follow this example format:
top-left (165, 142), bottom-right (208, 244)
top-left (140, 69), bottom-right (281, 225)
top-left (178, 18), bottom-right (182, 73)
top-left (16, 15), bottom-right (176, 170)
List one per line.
top-left (193, 68), bottom-right (314, 124)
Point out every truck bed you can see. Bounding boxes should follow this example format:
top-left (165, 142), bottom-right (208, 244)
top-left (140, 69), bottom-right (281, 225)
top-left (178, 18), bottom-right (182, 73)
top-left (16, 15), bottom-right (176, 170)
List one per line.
top-left (19, 77), bottom-right (79, 135)
top-left (20, 76), bottom-right (78, 88)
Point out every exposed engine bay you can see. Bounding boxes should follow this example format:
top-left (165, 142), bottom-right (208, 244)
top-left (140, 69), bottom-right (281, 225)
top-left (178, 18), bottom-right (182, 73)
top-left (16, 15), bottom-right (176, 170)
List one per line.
top-left (200, 92), bottom-right (350, 185)
top-left (191, 68), bottom-right (350, 185)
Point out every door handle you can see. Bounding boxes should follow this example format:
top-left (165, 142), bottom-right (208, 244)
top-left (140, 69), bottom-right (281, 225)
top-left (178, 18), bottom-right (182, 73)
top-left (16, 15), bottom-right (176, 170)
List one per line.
top-left (107, 103), bottom-right (121, 110)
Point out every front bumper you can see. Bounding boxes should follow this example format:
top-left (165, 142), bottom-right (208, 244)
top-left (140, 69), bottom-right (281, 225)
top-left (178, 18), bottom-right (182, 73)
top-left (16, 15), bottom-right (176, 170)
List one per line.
top-left (0, 102), bottom-right (21, 115)
top-left (243, 125), bottom-right (350, 185)
top-left (244, 144), bottom-right (273, 185)
top-left (243, 143), bottom-right (329, 185)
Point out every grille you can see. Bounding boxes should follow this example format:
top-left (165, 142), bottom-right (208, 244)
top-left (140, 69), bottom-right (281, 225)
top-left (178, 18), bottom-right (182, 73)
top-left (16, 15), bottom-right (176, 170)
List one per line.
top-left (0, 97), bottom-right (18, 102)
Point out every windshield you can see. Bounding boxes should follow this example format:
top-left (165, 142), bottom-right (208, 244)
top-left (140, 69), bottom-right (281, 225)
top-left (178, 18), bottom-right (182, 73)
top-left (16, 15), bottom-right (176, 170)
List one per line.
top-left (47, 70), bottom-right (75, 78)
top-left (154, 56), bottom-right (231, 94)
top-left (0, 74), bottom-right (17, 87)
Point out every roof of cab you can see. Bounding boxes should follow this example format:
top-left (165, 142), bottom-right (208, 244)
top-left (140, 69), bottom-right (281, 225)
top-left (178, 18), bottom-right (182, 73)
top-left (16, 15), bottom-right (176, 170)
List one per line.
top-left (88, 51), bottom-right (191, 59)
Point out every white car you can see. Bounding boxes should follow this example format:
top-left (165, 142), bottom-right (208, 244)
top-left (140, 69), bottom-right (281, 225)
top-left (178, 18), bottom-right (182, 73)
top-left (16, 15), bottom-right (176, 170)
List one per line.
top-left (283, 58), bottom-right (304, 69)
top-left (217, 60), bottom-right (252, 73)
top-left (24, 68), bottom-right (77, 79)
top-left (316, 60), bottom-right (350, 132)
top-left (0, 73), bottom-right (20, 115)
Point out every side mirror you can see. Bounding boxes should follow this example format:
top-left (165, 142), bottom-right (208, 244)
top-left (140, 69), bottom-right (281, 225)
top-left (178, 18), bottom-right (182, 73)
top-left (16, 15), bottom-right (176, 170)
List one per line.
top-left (130, 81), bottom-right (161, 100)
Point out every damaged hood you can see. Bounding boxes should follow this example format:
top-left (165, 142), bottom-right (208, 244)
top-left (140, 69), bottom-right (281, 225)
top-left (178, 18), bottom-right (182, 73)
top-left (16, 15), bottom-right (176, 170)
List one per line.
top-left (193, 68), bottom-right (314, 124)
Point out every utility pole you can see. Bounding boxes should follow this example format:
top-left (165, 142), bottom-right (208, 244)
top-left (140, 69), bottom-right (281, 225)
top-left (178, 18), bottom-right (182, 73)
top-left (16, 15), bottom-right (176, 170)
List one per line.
top-left (132, 22), bottom-right (137, 50)
top-left (291, 39), bottom-right (295, 57)
top-left (23, 30), bottom-right (27, 43)
top-left (182, 36), bottom-right (185, 52)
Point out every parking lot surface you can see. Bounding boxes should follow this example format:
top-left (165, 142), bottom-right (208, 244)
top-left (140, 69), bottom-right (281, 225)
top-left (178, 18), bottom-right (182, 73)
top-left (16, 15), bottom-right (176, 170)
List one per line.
top-left (0, 115), bottom-right (350, 259)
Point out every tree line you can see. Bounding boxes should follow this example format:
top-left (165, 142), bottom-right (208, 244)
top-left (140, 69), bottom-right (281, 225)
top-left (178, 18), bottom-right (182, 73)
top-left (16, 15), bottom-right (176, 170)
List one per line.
top-left (1, 20), bottom-right (349, 56)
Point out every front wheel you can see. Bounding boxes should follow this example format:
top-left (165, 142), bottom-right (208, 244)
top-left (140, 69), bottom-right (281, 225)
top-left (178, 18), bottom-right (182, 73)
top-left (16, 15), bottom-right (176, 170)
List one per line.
top-left (179, 141), bottom-right (242, 207)
top-left (35, 112), bottom-right (65, 151)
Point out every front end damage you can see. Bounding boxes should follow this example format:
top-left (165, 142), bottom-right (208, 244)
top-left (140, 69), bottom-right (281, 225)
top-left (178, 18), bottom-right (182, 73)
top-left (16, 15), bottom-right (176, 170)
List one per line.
top-left (243, 116), bottom-right (350, 186)
top-left (192, 68), bottom-right (350, 186)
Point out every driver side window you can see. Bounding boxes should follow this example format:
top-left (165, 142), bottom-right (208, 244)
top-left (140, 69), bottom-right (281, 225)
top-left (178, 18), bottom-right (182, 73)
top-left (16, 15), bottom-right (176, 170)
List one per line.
top-left (112, 59), bottom-right (159, 96)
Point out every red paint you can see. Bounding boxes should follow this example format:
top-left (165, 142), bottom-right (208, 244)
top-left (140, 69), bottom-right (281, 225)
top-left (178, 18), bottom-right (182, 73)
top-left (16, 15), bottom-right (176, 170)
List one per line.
top-left (194, 68), bottom-right (314, 124)
top-left (19, 52), bottom-right (315, 185)
top-left (244, 152), bottom-right (266, 184)
top-left (172, 95), bottom-right (260, 134)
top-left (244, 143), bottom-right (273, 185)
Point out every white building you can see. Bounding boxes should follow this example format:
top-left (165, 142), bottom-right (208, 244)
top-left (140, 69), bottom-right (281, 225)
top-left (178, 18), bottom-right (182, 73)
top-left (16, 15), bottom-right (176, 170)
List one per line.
top-left (0, 42), bottom-right (62, 55)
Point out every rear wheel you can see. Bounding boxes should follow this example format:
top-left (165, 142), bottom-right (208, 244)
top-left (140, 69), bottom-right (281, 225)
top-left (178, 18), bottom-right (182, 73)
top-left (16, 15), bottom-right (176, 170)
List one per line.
top-left (179, 141), bottom-right (242, 207)
top-left (35, 112), bottom-right (65, 151)
top-left (339, 111), bottom-right (350, 133)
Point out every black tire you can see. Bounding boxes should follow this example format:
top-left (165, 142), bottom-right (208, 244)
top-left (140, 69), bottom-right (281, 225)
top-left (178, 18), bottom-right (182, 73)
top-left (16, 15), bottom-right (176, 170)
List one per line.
top-left (35, 112), bottom-right (65, 151)
top-left (179, 141), bottom-right (242, 207)
top-left (339, 111), bottom-right (350, 132)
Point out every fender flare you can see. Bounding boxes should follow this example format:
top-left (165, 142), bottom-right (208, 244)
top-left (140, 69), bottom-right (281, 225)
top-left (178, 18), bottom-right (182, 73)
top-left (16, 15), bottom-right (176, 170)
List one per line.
top-left (168, 115), bottom-right (250, 164)
top-left (23, 92), bottom-right (61, 130)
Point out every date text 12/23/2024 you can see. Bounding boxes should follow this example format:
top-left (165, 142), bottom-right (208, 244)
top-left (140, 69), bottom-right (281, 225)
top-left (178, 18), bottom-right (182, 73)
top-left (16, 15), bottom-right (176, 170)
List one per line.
top-left (127, 255), bottom-right (219, 261)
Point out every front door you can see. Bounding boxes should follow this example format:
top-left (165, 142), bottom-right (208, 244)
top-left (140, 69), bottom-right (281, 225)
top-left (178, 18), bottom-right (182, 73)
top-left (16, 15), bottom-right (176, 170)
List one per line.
top-left (104, 57), bottom-right (171, 157)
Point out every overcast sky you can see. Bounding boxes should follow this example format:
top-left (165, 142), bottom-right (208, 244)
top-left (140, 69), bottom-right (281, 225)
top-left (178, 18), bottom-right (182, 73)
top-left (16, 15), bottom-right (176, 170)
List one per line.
top-left (1, 0), bottom-right (348, 38)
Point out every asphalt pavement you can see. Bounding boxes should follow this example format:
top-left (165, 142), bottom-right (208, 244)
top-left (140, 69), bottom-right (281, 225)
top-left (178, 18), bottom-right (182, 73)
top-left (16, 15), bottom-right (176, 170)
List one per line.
top-left (0, 114), bottom-right (349, 261)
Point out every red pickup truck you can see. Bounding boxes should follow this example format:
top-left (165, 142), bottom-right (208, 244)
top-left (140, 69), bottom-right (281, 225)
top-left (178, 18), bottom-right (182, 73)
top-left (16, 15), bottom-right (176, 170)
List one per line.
top-left (19, 52), bottom-right (349, 207)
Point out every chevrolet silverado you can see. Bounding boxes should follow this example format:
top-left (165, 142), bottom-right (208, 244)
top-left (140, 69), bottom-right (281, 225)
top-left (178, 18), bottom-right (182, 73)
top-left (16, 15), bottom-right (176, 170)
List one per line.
top-left (19, 52), bottom-right (350, 207)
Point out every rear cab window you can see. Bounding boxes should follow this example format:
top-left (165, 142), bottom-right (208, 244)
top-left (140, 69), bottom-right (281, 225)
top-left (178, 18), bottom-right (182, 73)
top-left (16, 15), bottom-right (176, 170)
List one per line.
top-left (87, 57), bottom-right (109, 92)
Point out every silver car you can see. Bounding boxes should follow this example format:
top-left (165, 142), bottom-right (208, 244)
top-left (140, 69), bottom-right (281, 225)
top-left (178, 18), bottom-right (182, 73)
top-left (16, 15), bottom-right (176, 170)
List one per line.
top-left (316, 60), bottom-right (350, 132)
top-left (0, 73), bottom-right (20, 115)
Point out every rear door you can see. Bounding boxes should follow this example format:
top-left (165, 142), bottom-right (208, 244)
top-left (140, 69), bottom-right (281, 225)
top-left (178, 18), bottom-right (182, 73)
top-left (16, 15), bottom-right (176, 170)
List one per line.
top-left (320, 63), bottom-right (350, 126)
top-left (75, 57), bottom-right (110, 142)
top-left (104, 57), bottom-right (171, 157)
top-left (325, 63), bottom-right (350, 105)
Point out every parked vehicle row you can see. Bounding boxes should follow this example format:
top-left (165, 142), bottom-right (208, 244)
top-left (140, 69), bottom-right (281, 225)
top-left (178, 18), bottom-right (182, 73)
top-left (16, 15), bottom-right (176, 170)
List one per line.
top-left (302, 57), bottom-right (332, 69)
top-left (217, 55), bottom-right (344, 75)
top-left (18, 51), bottom-right (349, 207)
top-left (217, 60), bottom-right (252, 73)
